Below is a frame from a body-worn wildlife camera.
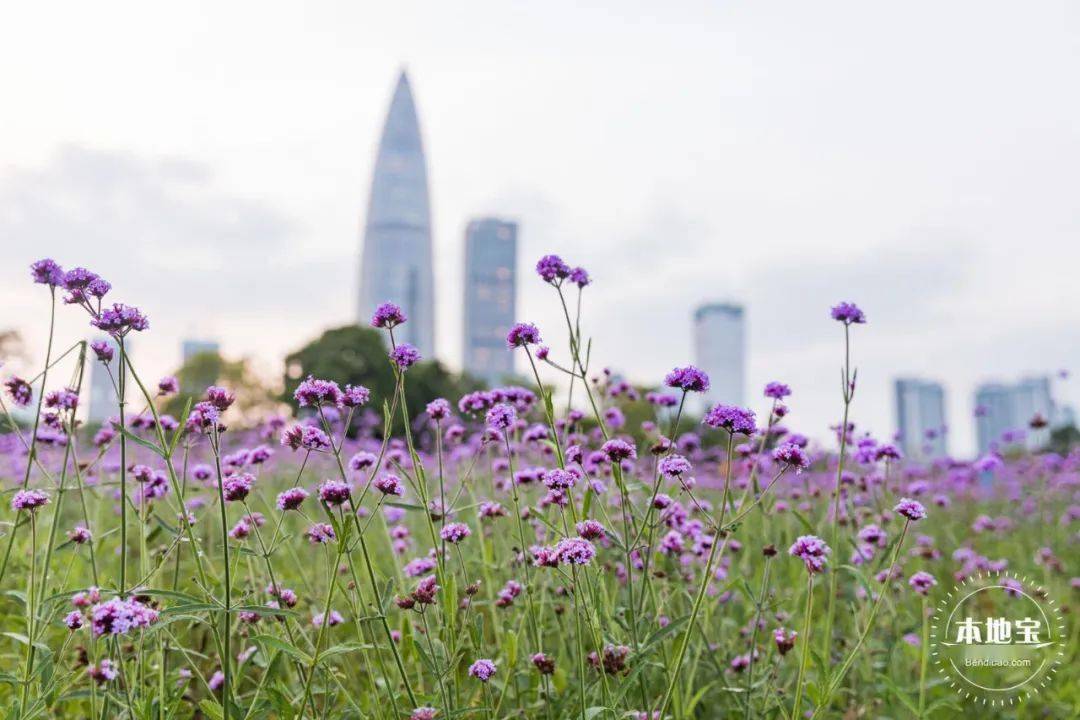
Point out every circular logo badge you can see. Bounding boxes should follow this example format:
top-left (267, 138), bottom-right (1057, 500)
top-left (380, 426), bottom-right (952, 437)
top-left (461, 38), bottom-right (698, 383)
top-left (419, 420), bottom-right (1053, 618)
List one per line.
top-left (931, 570), bottom-right (1065, 708)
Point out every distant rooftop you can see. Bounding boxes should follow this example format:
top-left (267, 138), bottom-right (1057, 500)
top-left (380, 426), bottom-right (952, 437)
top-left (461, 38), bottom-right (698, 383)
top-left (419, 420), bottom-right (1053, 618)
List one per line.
top-left (694, 302), bottom-right (744, 320)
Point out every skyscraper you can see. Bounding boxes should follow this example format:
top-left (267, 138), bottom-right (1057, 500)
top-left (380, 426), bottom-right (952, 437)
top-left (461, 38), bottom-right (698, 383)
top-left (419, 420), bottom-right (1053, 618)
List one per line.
top-left (974, 376), bottom-right (1057, 453)
top-left (463, 218), bottom-right (517, 384)
top-left (358, 70), bottom-right (435, 355)
top-left (181, 338), bottom-right (220, 362)
top-left (88, 336), bottom-right (127, 424)
top-left (693, 303), bottom-right (745, 409)
top-left (894, 378), bottom-right (947, 458)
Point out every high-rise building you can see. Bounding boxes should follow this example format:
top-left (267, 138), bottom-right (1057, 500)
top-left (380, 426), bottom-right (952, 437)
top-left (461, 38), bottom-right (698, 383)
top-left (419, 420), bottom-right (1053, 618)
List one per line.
top-left (463, 218), bottom-right (517, 384)
top-left (693, 303), bottom-right (745, 409)
top-left (87, 336), bottom-right (128, 424)
top-left (181, 339), bottom-right (220, 361)
top-left (894, 378), bottom-right (947, 458)
top-left (974, 376), bottom-right (1057, 453)
top-left (358, 70), bottom-right (435, 355)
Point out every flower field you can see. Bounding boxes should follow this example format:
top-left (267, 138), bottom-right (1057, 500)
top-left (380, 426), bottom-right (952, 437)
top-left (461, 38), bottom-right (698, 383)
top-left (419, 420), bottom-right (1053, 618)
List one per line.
top-left (0, 257), bottom-right (1076, 719)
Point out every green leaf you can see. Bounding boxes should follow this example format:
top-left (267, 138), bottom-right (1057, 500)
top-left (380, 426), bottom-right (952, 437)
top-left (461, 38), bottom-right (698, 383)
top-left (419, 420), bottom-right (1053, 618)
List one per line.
top-left (198, 699), bottom-right (225, 720)
top-left (117, 426), bottom-right (165, 458)
top-left (250, 634), bottom-right (313, 664)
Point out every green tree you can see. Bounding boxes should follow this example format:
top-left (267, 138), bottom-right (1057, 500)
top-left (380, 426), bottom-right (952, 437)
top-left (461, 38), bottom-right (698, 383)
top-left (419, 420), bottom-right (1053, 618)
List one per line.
top-left (1047, 423), bottom-right (1080, 455)
top-left (281, 325), bottom-right (485, 433)
top-left (164, 351), bottom-right (276, 420)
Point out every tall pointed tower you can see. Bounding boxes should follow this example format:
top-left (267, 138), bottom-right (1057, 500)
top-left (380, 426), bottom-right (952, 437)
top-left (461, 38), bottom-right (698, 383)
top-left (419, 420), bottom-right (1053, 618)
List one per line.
top-left (359, 70), bottom-right (435, 354)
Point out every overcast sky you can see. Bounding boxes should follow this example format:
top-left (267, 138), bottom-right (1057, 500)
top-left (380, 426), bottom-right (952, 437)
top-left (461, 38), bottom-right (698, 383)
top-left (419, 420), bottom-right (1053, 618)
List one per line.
top-left (2, 0), bottom-right (1078, 456)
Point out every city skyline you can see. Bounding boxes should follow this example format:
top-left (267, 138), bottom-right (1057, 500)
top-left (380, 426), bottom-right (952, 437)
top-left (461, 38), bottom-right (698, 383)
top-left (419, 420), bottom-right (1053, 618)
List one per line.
top-left (2, 2), bottom-right (1079, 457)
top-left (693, 302), bottom-right (746, 410)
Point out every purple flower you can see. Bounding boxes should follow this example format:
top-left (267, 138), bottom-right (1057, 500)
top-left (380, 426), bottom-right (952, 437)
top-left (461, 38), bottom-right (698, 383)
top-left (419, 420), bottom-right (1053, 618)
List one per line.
top-left (789, 535), bottom-right (831, 574)
top-left (555, 537), bottom-right (596, 565)
top-left (90, 597), bottom-right (159, 636)
top-left (410, 709), bottom-right (438, 720)
top-left (11, 489), bottom-right (49, 512)
top-left (774, 627), bottom-right (797, 655)
top-left (371, 302), bottom-right (407, 329)
top-left (601, 439), bottom-right (637, 462)
top-left (659, 455), bottom-right (692, 478)
top-left (532, 652), bottom-right (556, 674)
top-left (68, 526), bottom-right (92, 544)
top-left (312, 610), bottom-right (345, 627)
top-left (222, 474), bottom-right (255, 502)
top-left (88, 659), bottom-right (118, 685)
top-left (772, 442), bottom-right (810, 470)
top-left (703, 404), bottom-right (756, 435)
top-left (294, 376), bottom-right (344, 408)
top-left (440, 522), bottom-right (471, 544)
top-left (206, 386), bottom-right (235, 411)
top-left (390, 344), bottom-right (421, 371)
top-left (31, 259), bottom-right (65, 286)
top-left (536, 255), bottom-right (571, 283)
top-left (426, 398), bottom-right (451, 421)
top-left (664, 366), bottom-right (710, 393)
top-left (90, 340), bottom-right (114, 363)
top-left (569, 267), bottom-right (591, 288)
top-left (157, 376), bottom-right (179, 396)
top-left (342, 384), bottom-right (370, 408)
top-left (413, 575), bottom-right (440, 604)
top-left (486, 403), bottom-right (517, 431)
top-left (507, 322), bottom-right (542, 349)
top-left (875, 444), bottom-right (902, 462)
top-left (576, 519), bottom-right (606, 540)
top-left (306, 523), bottom-right (336, 544)
top-left (468, 658), bottom-right (497, 682)
top-left (909, 571), bottom-right (937, 595)
top-left (764, 381), bottom-right (791, 399)
top-left (5, 377), bottom-right (33, 407)
top-left (894, 498), bottom-right (927, 522)
top-left (45, 387), bottom-right (79, 411)
top-left (374, 474), bottom-right (405, 496)
top-left (91, 303), bottom-right (149, 337)
top-left (209, 670), bottom-right (225, 691)
top-left (543, 468), bottom-right (578, 490)
top-left (318, 479), bottom-right (352, 506)
top-left (65, 611), bottom-right (84, 630)
top-left (830, 301), bottom-right (866, 325)
top-left (277, 487), bottom-right (309, 511)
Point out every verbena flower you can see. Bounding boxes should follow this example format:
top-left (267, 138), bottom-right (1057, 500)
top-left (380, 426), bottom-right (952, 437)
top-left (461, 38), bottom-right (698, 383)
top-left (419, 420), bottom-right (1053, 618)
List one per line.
top-left (374, 474), bottom-right (405, 496)
top-left (909, 571), bottom-right (937, 595)
top-left (440, 522), bottom-right (471, 544)
top-left (601, 439), bottom-right (636, 462)
top-left (772, 442), bottom-right (810, 470)
top-left (318, 479), bottom-right (352, 506)
top-left (830, 301), bottom-right (866, 325)
top-left (91, 303), bottom-right (149, 337)
top-left (68, 526), bottom-right (92, 544)
top-left (222, 474), bottom-right (254, 502)
top-left (486, 403), bottom-right (516, 431)
top-left (664, 366), bottom-right (710, 393)
top-left (277, 487), bottom-right (309, 511)
top-left (532, 652), bottom-right (556, 674)
top-left (157, 376), bottom-right (179, 396)
top-left (343, 384), bottom-right (370, 407)
top-left (11, 489), bottom-right (49, 512)
top-left (536, 255), bottom-right (570, 284)
top-left (894, 498), bottom-right (927, 521)
top-left (468, 658), bottom-right (497, 682)
top-left (506, 322), bottom-right (542, 349)
top-left (703, 404), bottom-right (756, 435)
top-left (390, 343), bottom-right (421, 371)
top-left (555, 537), bottom-right (596, 565)
top-left (764, 381), bottom-right (791, 399)
top-left (4, 377), bottom-right (33, 407)
top-left (789, 535), bottom-right (831, 574)
top-left (659, 455), bottom-right (692, 478)
top-left (371, 302), bottom-right (407, 329)
top-left (31, 258), bottom-right (65, 286)
top-left (295, 376), bottom-right (344, 408)
top-left (90, 597), bottom-right (159, 636)
top-left (306, 523), bottom-right (336, 544)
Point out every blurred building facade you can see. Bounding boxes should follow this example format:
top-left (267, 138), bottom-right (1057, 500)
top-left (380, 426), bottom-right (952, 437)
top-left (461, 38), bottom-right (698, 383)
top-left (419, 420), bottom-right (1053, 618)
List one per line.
top-left (462, 218), bottom-right (517, 385)
top-left (181, 338), bottom-right (219, 361)
top-left (894, 378), bottom-right (947, 458)
top-left (974, 376), bottom-right (1058, 453)
top-left (358, 70), bottom-right (435, 355)
top-left (693, 302), bottom-right (745, 409)
top-left (87, 336), bottom-right (127, 424)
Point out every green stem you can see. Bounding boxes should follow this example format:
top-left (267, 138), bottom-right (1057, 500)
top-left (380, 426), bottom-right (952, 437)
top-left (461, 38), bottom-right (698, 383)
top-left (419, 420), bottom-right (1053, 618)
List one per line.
top-left (791, 574), bottom-right (816, 720)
